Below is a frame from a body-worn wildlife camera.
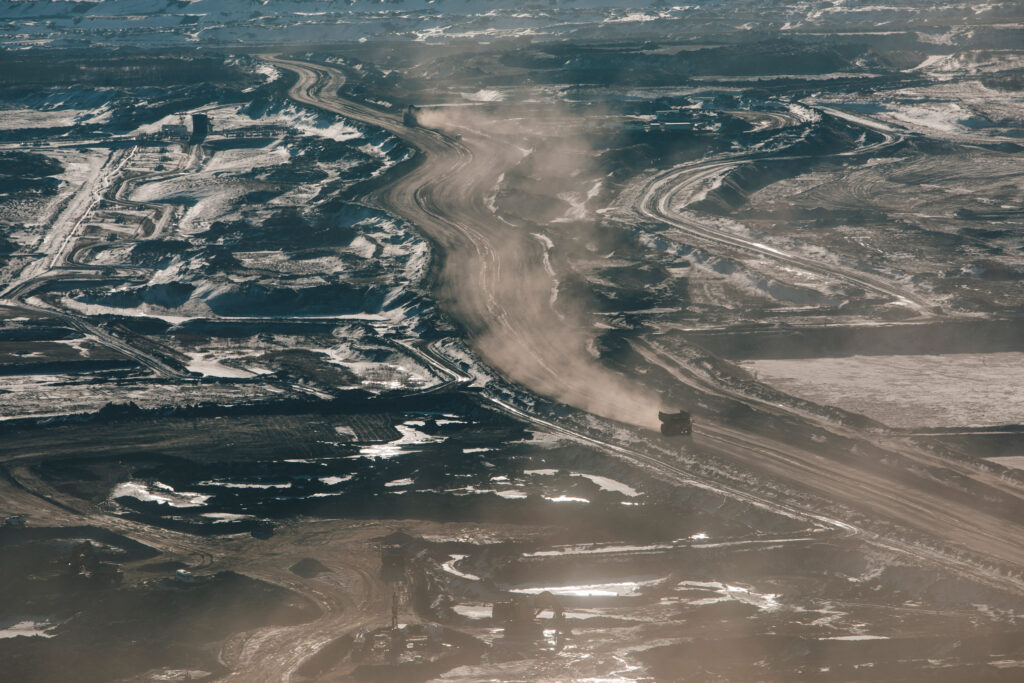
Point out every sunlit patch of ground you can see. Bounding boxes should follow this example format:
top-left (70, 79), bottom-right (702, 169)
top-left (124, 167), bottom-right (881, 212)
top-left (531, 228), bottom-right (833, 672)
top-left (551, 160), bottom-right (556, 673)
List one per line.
top-left (741, 352), bottom-right (1024, 428)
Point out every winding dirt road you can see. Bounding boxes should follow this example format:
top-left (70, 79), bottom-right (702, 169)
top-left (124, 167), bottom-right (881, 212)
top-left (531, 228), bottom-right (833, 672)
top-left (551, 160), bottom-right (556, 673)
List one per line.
top-left (269, 57), bottom-right (1024, 599)
top-left (635, 129), bottom-right (935, 315)
top-left (270, 56), bottom-right (664, 430)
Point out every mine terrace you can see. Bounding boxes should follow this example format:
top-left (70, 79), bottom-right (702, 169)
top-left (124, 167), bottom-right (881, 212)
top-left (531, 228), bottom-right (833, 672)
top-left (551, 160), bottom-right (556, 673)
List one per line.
top-left (1, 2), bottom-right (1023, 681)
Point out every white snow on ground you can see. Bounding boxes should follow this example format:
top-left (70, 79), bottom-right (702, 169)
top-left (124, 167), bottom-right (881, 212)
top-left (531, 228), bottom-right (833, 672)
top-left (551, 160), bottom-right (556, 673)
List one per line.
top-left (110, 480), bottom-right (210, 508)
top-left (553, 179), bottom-right (603, 223)
top-left (195, 481), bottom-right (290, 490)
top-left (910, 51), bottom-right (1024, 78)
top-left (356, 422), bottom-right (445, 459)
top-left (248, 105), bottom-right (362, 143)
top-left (320, 474), bottom-right (354, 486)
top-left (525, 543), bottom-right (675, 558)
top-left (62, 216), bottom-right (423, 322)
top-left (677, 252), bottom-right (835, 308)
top-left (184, 352), bottom-right (257, 379)
top-left (751, 242), bottom-right (789, 257)
top-left (524, 469), bottom-right (640, 497)
top-left (131, 102), bottom-right (365, 147)
top-left (454, 603), bottom-right (608, 620)
top-left (787, 103), bottom-right (821, 123)
top-left (126, 173), bottom-right (229, 205)
top-left (577, 474), bottom-right (640, 497)
top-left (253, 62), bottom-right (282, 84)
top-left (204, 144), bottom-right (290, 174)
top-left (452, 604), bottom-right (492, 619)
top-left (200, 512), bottom-right (256, 522)
top-left (909, 55), bottom-right (948, 72)
top-left (807, 81), bottom-right (1024, 142)
top-left (441, 554), bottom-right (481, 581)
top-left (1, 147), bottom-right (108, 253)
top-left (602, 11), bottom-right (667, 24)
top-left (460, 89), bottom-right (505, 102)
top-left (347, 235), bottom-right (377, 259)
top-left (0, 620), bottom-right (56, 639)
top-left (741, 352), bottom-right (1024, 428)
top-left (679, 168), bottom-right (730, 208)
top-left (915, 29), bottom-right (961, 46)
top-left (0, 370), bottom-right (287, 421)
top-left (808, 103), bottom-right (900, 134)
top-left (885, 101), bottom-right (969, 134)
top-left (510, 579), bottom-right (661, 597)
top-left (131, 113), bottom-right (193, 137)
top-left (54, 299), bottom-right (188, 323)
top-left (544, 495), bottom-right (590, 503)
top-left (821, 635), bottom-right (890, 641)
top-left (1, 1), bottom-right (1009, 50)
top-left (0, 109), bottom-right (82, 129)
top-left (128, 174), bottom-right (252, 235)
top-left (672, 581), bottom-right (781, 611)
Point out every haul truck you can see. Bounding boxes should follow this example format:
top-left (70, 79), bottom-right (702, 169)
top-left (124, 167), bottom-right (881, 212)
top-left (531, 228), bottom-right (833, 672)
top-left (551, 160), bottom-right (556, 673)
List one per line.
top-left (659, 411), bottom-right (692, 436)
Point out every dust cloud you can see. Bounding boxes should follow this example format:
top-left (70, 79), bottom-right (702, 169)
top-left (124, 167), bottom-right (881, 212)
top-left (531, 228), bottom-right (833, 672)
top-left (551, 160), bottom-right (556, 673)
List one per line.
top-left (411, 102), bottom-right (666, 431)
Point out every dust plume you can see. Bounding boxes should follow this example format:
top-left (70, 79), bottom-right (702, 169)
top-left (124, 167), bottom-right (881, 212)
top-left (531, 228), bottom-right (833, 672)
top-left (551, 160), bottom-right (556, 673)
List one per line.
top-left (408, 102), bottom-right (666, 431)
top-left (474, 244), bottom-right (666, 431)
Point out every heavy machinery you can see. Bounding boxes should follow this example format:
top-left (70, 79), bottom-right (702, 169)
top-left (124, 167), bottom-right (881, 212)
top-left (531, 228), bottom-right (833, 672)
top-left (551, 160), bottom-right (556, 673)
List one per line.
top-left (189, 113), bottom-right (210, 144)
top-left (68, 540), bottom-right (123, 585)
top-left (380, 543), bottom-right (406, 582)
top-left (493, 591), bottom-right (567, 640)
top-left (68, 540), bottom-right (95, 575)
top-left (403, 104), bottom-right (421, 127)
top-left (659, 410), bottom-right (692, 436)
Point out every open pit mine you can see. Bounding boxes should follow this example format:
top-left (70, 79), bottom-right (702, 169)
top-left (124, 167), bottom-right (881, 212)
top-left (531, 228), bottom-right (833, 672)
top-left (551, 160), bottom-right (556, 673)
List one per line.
top-left (1, 1), bottom-right (1023, 681)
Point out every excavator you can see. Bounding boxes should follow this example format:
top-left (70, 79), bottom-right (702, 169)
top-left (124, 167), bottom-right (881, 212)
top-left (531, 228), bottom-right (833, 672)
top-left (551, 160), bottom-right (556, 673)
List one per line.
top-left (659, 410), bottom-right (692, 436)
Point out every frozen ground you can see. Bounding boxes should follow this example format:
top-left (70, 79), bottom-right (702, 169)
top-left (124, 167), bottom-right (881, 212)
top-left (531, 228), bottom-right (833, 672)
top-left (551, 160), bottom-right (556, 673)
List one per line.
top-left (0, 146), bottom-right (108, 232)
top-left (2, 17), bottom-right (1024, 682)
top-left (2, 0), bottom-right (1020, 48)
top-left (0, 65), bottom-right (443, 417)
top-left (806, 79), bottom-right (1024, 143)
top-left (0, 373), bottom-right (287, 421)
top-left (740, 352), bottom-right (1024, 428)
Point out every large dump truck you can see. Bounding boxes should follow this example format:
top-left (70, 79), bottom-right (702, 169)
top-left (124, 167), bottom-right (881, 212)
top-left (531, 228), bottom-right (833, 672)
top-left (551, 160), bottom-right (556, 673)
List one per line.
top-left (659, 410), bottom-right (692, 436)
top-left (403, 104), bottom-right (421, 127)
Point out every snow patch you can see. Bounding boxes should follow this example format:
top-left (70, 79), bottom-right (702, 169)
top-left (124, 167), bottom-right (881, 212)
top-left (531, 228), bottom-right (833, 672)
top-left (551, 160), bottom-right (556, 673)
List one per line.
top-left (111, 480), bottom-right (209, 508)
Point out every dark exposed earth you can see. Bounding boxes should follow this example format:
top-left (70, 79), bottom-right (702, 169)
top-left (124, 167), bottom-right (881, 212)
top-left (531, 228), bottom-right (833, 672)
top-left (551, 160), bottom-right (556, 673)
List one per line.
top-left (1, 2), bottom-right (1023, 681)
